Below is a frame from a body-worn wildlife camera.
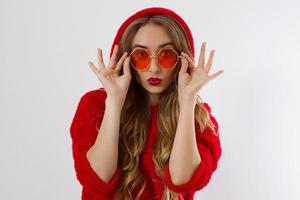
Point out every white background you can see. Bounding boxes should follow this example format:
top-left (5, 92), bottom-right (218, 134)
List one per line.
top-left (1, 0), bottom-right (299, 199)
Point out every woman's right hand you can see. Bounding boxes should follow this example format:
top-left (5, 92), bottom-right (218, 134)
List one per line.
top-left (88, 45), bottom-right (132, 106)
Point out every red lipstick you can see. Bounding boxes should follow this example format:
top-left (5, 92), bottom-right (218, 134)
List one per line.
top-left (147, 77), bottom-right (162, 85)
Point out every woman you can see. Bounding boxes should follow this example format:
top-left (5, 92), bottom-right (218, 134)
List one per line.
top-left (70, 7), bottom-right (224, 200)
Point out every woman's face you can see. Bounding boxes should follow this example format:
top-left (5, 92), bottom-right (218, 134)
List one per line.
top-left (131, 23), bottom-right (179, 105)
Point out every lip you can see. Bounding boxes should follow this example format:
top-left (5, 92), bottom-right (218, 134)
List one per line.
top-left (147, 77), bottom-right (162, 85)
top-left (147, 77), bottom-right (162, 82)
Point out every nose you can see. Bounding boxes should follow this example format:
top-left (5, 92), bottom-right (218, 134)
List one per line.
top-left (148, 56), bottom-right (160, 73)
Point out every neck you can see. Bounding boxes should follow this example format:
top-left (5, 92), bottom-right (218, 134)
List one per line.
top-left (149, 93), bottom-right (160, 106)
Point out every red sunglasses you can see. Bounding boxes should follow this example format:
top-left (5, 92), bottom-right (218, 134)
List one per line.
top-left (129, 48), bottom-right (181, 71)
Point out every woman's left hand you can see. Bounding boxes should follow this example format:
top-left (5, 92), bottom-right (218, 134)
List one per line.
top-left (178, 42), bottom-right (224, 103)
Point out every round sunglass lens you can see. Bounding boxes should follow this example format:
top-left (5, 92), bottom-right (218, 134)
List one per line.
top-left (158, 49), bottom-right (178, 68)
top-left (130, 49), bottom-right (150, 70)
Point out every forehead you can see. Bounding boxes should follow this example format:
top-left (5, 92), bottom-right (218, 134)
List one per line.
top-left (131, 23), bottom-right (175, 50)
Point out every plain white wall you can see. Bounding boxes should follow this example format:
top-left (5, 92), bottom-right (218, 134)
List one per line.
top-left (1, 0), bottom-right (299, 199)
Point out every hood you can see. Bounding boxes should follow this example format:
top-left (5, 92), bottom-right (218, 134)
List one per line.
top-left (109, 7), bottom-right (195, 58)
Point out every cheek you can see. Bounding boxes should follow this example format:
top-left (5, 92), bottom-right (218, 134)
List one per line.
top-left (166, 70), bottom-right (177, 82)
top-left (134, 71), bottom-right (144, 83)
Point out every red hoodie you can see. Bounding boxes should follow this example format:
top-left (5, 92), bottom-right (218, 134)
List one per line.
top-left (70, 7), bottom-right (222, 200)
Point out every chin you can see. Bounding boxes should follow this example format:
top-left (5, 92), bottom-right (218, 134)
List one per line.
top-left (144, 85), bottom-right (165, 94)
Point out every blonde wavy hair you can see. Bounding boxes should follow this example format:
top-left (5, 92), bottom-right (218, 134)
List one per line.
top-left (102, 14), bottom-right (216, 200)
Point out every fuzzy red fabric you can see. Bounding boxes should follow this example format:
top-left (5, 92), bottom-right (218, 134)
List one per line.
top-left (70, 89), bottom-right (222, 200)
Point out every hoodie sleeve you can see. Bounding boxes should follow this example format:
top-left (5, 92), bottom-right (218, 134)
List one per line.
top-left (69, 90), bottom-right (121, 195)
top-left (163, 102), bottom-right (222, 194)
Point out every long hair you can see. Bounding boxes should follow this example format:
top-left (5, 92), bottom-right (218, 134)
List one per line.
top-left (100, 14), bottom-right (217, 200)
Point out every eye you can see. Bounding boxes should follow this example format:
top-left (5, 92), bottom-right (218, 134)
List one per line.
top-left (160, 49), bottom-right (176, 57)
top-left (132, 49), bottom-right (148, 58)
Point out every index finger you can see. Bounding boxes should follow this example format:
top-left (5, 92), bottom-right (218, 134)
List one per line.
top-left (108, 44), bottom-right (119, 69)
top-left (97, 48), bottom-right (105, 70)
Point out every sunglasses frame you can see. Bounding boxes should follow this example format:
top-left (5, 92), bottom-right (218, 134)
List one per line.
top-left (129, 47), bottom-right (181, 71)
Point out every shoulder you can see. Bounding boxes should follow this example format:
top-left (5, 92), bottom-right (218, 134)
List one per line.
top-left (78, 87), bottom-right (107, 111)
top-left (198, 101), bottom-right (219, 135)
top-left (200, 102), bottom-right (211, 113)
top-left (80, 87), bottom-right (107, 101)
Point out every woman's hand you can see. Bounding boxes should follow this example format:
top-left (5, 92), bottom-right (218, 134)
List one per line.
top-left (178, 42), bottom-right (224, 103)
top-left (88, 45), bottom-right (132, 105)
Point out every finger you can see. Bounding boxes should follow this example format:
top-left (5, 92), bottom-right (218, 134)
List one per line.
top-left (97, 48), bottom-right (105, 70)
top-left (198, 42), bottom-right (206, 68)
top-left (181, 52), bottom-right (195, 67)
top-left (208, 70), bottom-right (224, 80)
top-left (181, 52), bottom-right (196, 73)
top-left (108, 44), bottom-right (119, 69)
top-left (179, 55), bottom-right (188, 75)
top-left (115, 52), bottom-right (128, 73)
top-left (205, 49), bottom-right (215, 73)
top-left (123, 56), bottom-right (131, 76)
top-left (88, 61), bottom-right (102, 80)
top-left (88, 61), bottom-right (98, 73)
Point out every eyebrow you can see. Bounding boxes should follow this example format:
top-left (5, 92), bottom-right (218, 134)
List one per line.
top-left (132, 42), bottom-right (175, 49)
